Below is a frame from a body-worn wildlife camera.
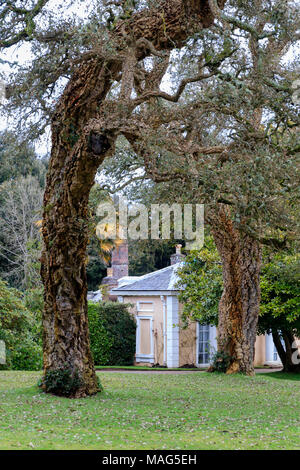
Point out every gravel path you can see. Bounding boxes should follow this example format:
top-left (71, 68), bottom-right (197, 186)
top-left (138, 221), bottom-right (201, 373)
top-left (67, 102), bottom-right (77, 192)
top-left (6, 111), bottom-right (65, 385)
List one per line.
top-left (96, 367), bottom-right (282, 374)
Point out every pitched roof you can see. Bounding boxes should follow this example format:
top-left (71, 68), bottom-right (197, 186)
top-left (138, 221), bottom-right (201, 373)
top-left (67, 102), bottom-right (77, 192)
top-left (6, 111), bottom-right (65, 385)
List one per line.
top-left (111, 263), bottom-right (183, 294)
top-left (87, 290), bottom-right (103, 302)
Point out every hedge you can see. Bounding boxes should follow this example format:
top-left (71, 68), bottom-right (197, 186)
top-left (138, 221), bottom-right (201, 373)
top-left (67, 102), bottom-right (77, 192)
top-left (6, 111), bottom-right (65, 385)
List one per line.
top-left (0, 279), bottom-right (42, 370)
top-left (88, 301), bottom-right (136, 366)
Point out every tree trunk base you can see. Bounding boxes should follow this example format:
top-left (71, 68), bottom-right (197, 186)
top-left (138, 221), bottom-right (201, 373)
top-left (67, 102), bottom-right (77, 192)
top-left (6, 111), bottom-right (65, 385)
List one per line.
top-left (207, 364), bottom-right (255, 376)
top-left (40, 366), bottom-right (101, 398)
top-left (282, 365), bottom-right (300, 374)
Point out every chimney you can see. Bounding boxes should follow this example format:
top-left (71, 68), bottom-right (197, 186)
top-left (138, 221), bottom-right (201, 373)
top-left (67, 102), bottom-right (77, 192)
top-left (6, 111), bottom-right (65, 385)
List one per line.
top-left (102, 239), bottom-right (129, 286)
top-left (106, 267), bottom-right (113, 277)
top-left (111, 239), bottom-right (129, 280)
top-left (101, 240), bottom-right (129, 301)
top-left (170, 244), bottom-right (185, 265)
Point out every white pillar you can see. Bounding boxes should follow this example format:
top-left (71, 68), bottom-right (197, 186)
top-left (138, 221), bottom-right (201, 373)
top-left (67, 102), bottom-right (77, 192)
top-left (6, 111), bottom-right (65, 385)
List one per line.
top-left (265, 333), bottom-right (274, 362)
top-left (166, 296), bottom-right (180, 368)
top-left (160, 295), bottom-right (167, 365)
top-left (209, 325), bottom-right (218, 362)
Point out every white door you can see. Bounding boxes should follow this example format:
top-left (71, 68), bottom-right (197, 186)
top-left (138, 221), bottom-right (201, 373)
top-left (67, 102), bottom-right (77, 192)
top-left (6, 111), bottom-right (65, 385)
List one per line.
top-left (135, 316), bottom-right (154, 363)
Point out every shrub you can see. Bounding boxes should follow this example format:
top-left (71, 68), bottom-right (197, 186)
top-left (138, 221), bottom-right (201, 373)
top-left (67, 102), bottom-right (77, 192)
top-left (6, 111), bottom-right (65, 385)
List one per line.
top-left (88, 301), bottom-right (136, 366)
top-left (23, 287), bottom-right (44, 346)
top-left (0, 279), bottom-right (42, 370)
top-left (40, 367), bottom-right (83, 397)
top-left (10, 336), bottom-right (42, 371)
top-left (211, 350), bottom-right (232, 373)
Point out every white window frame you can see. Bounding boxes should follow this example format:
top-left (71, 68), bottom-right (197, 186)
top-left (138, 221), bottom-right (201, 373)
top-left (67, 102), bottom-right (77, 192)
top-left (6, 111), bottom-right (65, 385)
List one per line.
top-left (265, 333), bottom-right (283, 365)
top-left (135, 315), bottom-right (154, 363)
top-left (137, 301), bottom-right (154, 312)
top-left (196, 323), bottom-right (211, 367)
top-left (195, 324), bottom-right (217, 368)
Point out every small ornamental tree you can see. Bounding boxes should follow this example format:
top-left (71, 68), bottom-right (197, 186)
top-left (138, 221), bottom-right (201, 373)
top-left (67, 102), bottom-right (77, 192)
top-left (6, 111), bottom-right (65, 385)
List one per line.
top-left (176, 239), bottom-right (222, 328)
top-left (258, 254), bottom-right (300, 373)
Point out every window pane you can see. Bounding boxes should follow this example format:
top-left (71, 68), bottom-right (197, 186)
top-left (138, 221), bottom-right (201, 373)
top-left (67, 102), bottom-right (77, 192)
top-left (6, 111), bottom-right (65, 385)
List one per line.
top-left (198, 324), bottom-right (211, 364)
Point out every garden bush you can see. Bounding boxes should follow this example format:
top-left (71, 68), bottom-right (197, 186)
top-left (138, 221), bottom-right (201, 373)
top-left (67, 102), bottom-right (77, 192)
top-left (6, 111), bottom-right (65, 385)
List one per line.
top-left (0, 279), bottom-right (42, 370)
top-left (39, 367), bottom-right (83, 397)
top-left (88, 301), bottom-right (136, 366)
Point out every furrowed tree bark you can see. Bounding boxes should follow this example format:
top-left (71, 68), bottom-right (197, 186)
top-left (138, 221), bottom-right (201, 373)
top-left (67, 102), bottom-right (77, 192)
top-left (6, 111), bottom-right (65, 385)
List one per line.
top-left (210, 206), bottom-right (262, 375)
top-left (40, 0), bottom-right (224, 397)
top-left (40, 60), bottom-right (118, 397)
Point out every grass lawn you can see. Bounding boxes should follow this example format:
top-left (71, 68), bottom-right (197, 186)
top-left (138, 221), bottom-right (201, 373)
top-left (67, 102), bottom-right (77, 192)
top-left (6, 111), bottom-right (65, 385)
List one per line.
top-left (0, 370), bottom-right (299, 450)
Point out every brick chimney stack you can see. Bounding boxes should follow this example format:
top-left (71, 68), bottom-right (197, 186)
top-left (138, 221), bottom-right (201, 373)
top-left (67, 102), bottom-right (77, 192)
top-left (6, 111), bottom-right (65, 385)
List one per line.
top-left (111, 240), bottom-right (129, 279)
top-left (101, 239), bottom-right (129, 292)
top-left (170, 244), bottom-right (185, 265)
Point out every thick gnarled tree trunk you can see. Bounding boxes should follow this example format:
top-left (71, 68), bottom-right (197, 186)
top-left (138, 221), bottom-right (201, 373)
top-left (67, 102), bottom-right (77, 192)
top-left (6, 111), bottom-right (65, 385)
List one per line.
top-left (40, 0), bottom-right (223, 397)
top-left (40, 128), bottom-right (115, 397)
top-left (210, 206), bottom-right (262, 375)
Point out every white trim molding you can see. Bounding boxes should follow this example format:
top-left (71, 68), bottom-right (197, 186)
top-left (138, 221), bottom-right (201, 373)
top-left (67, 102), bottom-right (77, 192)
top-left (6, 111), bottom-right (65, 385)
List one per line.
top-left (196, 324), bottom-right (217, 367)
top-left (110, 290), bottom-right (179, 296)
top-left (166, 295), bottom-right (179, 368)
top-left (265, 333), bottom-right (282, 365)
top-left (137, 301), bottom-right (154, 312)
top-left (160, 295), bottom-right (167, 366)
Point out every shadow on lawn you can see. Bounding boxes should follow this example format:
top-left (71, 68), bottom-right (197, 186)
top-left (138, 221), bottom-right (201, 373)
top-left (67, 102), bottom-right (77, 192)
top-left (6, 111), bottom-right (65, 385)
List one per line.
top-left (259, 371), bottom-right (300, 381)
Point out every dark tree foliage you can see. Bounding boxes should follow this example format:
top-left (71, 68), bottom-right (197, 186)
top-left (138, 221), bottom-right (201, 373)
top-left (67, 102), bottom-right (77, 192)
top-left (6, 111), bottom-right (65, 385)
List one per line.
top-left (129, 239), bottom-right (182, 276)
top-left (86, 184), bottom-right (114, 290)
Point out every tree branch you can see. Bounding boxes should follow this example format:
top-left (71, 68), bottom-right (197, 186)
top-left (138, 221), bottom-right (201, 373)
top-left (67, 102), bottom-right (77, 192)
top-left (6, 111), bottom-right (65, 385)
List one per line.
top-left (0, 0), bottom-right (50, 48)
top-left (132, 71), bottom-right (214, 106)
